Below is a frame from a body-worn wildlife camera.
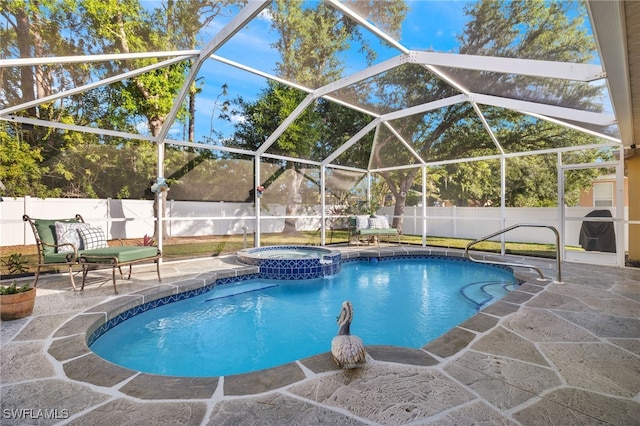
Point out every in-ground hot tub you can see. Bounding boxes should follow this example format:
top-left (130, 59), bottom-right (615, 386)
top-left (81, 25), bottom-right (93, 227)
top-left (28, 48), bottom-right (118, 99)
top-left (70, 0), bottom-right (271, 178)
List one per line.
top-left (237, 245), bottom-right (341, 279)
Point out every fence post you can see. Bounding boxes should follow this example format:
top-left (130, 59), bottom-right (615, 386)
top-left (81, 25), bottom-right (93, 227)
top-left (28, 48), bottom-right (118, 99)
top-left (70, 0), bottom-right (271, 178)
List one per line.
top-left (106, 198), bottom-right (111, 239)
top-left (453, 205), bottom-right (457, 238)
top-left (23, 196), bottom-right (31, 245)
top-left (169, 199), bottom-right (174, 238)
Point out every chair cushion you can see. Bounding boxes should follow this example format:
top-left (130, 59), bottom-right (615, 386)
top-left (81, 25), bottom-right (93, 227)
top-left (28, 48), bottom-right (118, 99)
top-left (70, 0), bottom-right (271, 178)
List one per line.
top-left (78, 226), bottom-right (108, 250)
top-left (55, 221), bottom-right (91, 252)
top-left (34, 218), bottom-right (81, 256)
top-left (358, 228), bottom-right (398, 235)
top-left (43, 252), bottom-right (76, 264)
top-left (80, 246), bottom-right (159, 263)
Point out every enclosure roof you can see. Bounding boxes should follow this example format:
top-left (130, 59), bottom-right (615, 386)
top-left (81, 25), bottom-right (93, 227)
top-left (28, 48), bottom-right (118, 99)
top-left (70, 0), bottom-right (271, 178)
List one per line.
top-left (1, 0), bottom-right (635, 171)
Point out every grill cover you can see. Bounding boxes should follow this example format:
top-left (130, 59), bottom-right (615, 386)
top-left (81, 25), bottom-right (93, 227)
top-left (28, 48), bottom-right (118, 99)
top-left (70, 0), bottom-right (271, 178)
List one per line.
top-left (579, 209), bottom-right (616, 253)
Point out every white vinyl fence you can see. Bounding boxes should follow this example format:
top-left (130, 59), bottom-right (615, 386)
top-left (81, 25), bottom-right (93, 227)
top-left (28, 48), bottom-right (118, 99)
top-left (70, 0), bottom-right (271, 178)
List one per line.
top-left (1, 197), bottom-right (628, 253)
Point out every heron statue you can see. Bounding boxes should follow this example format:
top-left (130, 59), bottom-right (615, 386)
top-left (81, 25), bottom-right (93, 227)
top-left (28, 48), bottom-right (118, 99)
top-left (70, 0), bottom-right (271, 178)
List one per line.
top-left (331, 301), bottom-right (366, 369)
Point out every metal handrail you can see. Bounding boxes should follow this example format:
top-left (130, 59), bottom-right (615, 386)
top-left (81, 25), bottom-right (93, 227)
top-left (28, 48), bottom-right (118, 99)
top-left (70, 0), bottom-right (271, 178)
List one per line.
top-left (464, 224), bottom-right (562, 284)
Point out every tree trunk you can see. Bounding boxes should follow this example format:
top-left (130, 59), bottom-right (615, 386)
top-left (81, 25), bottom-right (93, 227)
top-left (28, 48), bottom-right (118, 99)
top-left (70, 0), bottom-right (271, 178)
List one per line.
top-left (188, 86), bottom-right (196, 142)
top-left (14, 10), bottom-right (36, 114)
top-left (283, 166), bottom-right (302, 234)
top-left (392, 195), bottom-right (406, 233)
top-left (379, 169), bottom-right (419, 234)
top-left (30, 11), bottom-right (50, 101)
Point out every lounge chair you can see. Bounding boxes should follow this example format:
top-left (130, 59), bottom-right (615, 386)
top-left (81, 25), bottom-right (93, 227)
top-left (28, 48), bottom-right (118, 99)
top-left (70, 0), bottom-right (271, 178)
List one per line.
top-left (348, 215), bottom-right (400, 246)
top-left (23, 214), bottom-right (161, 294)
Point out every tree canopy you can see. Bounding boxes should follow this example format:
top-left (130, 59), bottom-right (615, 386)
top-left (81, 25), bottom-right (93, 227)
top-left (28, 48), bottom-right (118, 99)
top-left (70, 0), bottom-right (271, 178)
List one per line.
top-left (0, 0), bottom-right (240, 198)
top-left (369, 0), bottom-right (608, 223)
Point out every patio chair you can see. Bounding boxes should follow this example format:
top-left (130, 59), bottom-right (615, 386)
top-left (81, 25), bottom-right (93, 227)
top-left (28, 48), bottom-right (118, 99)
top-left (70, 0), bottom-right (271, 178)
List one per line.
top-left (23, 214), bottom-right (85, 290)
top-left (348, 215), bottom-right (400, 246)
top-left (23, 214), bottom-right (162, 294)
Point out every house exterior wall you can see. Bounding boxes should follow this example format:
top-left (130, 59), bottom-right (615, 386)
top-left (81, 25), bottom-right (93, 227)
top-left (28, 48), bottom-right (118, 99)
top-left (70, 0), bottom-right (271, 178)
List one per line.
top-left (578, 176), bottom-right (629, 207)
top-left (628, 155), bottom-right (640, 263)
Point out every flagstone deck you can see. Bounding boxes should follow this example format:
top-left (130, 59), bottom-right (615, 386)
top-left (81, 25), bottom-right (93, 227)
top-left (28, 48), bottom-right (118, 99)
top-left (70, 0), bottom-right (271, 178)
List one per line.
top-left (1, 246), bottom-right (639, 425)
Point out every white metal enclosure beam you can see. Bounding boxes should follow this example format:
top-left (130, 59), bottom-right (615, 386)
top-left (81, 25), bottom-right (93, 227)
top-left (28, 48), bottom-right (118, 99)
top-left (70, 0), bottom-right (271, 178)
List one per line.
top-left (209, 54), bottom-right (382, 119)
top-left (1, 115), bottom-right (156, 142)
top-left (326, 0), bottom-right (409, 55)
top-left (0, 51), bottom-right (199, 67)
top-left (0, 55), bottom-right (191, 116)
top-left (411, 51), bottom-right (605, 82)
top-left (322, 119), bottom-right (380, 166)
top-left (378, 94), bottom-right (468, 122)
top-left (382, 121), bottom-right (427, 164)
top-left (472, 103), bottom-right (505, 156)
top-left (471, 93), bottom-right (616, 126)
top-left (313, 54), bottom-right (411, 98)
top-left (155, 0), bottom-right (271, 144)
top-left (524, 111), bottom-right (622, 143)
top-left (256, 94), bottom-right (316, 155)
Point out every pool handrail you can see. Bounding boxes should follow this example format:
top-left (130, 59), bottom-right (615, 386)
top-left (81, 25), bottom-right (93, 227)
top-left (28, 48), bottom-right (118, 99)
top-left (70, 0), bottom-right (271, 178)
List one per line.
top-left (464, 224), bottom-right (562, 284)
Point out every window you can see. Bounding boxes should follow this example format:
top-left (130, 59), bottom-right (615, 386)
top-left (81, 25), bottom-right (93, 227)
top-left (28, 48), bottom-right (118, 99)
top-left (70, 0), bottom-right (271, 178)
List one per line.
top-left (593, 182), bottom-right (613, 207)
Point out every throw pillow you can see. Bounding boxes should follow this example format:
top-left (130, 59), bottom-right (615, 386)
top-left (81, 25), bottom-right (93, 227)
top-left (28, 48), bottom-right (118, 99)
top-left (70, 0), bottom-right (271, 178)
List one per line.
top-left (55, 221), bottom-right (91, 252)
top-left (375, 215), bottom-right (390, 229)
top-left (356, 215), bottom-right (369, 229)
top-left (368, 216), bottom-right (384, 229)
top-left (78, 226), bottom-right (108, 250)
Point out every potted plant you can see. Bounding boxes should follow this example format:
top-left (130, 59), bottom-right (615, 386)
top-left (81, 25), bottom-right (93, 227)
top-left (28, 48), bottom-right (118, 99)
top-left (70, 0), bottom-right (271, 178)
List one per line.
top-left (0, 281), bottom-right (36, 321)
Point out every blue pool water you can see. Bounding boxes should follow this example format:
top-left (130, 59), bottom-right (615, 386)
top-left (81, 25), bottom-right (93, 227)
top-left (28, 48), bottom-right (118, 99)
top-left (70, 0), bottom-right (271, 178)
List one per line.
top-left (90, 258), bottom-right (516, 377)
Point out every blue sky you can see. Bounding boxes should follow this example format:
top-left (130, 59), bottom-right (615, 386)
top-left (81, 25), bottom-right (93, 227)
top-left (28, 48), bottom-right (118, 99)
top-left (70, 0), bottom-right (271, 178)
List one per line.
top-left (401, 1), bottom-right (472, 52)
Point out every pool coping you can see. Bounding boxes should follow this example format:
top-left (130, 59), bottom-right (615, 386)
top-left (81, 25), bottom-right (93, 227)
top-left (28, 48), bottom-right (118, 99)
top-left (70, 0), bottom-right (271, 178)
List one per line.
top-left (48, 247), bottom-right (549, 400)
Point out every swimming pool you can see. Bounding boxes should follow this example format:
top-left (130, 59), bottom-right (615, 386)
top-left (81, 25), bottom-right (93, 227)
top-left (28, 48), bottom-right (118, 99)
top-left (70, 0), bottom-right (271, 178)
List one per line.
top-left (90, 257), bottom-right (516, 377)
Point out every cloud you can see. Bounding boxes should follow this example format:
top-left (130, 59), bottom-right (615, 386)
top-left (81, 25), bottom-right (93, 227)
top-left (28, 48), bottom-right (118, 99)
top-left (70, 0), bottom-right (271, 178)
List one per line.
top-left (257, 8), bottom-right (273, 23)
top-left (230, 113), bottom-right (245, 124)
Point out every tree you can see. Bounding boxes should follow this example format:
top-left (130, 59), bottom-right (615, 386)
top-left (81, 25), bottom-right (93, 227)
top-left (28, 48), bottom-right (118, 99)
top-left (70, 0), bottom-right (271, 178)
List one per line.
top-left (227, 82), bottom-right (318, 232)
top-left (227, 0), bottom-right (406, 233)
top-left (270, 0), bottom-right (408, 88)
top-left (372, 0), bottom-right (604, 229)
top-left (0, 0), bottom-right (82, 112)
top-left (0, 122), bottom-right (56, 198)
top-left (0, 0), bottom-right (103, 198)
top-left (1, 0), bottom-right (152, 197)
top-left (0, 0), bottom-right (243, 201)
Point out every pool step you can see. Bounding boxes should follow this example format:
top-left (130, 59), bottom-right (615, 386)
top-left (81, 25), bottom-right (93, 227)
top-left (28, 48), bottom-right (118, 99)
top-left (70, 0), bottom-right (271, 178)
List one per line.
top-left (460, 281), bottom-right (515, 309)
top-left (205, 282), bottom-right (278, 301)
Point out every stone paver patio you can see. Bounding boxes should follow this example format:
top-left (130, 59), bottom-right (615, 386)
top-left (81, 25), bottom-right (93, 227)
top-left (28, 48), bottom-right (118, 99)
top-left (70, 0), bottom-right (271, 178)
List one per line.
top-left (1, 246), bottom-right (639, 425)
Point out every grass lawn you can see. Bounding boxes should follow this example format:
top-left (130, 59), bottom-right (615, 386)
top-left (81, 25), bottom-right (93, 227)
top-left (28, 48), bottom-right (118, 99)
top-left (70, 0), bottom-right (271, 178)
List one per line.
top-left (1, 231), bottom-right (574, 278)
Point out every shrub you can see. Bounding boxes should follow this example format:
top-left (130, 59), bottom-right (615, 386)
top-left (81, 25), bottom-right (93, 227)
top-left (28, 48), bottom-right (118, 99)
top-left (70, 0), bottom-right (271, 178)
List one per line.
top-left (1, 253), bottom-right (30, 275)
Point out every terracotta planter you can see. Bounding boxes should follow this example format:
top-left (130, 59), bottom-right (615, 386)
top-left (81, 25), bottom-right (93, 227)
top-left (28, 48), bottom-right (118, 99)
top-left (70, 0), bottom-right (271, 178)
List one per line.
top-left (0, 288), bottom-right (36, 321)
